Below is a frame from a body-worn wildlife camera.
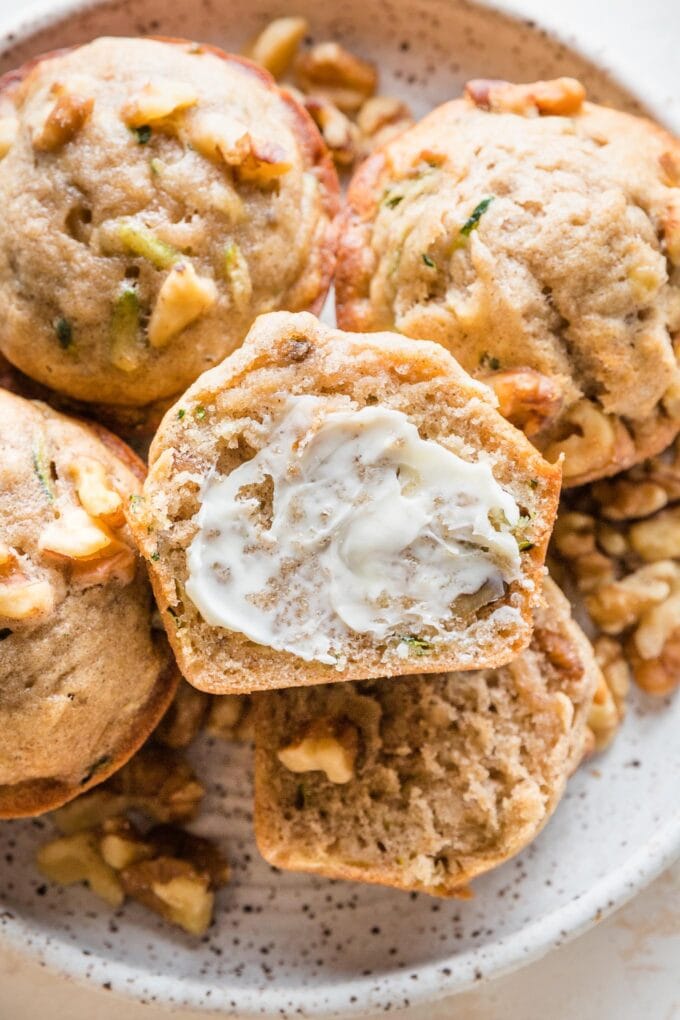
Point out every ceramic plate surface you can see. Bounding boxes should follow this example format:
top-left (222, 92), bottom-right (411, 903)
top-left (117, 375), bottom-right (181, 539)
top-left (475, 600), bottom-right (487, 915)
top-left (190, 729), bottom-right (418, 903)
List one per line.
top-left (0, 0), bottom-right (679, 1015)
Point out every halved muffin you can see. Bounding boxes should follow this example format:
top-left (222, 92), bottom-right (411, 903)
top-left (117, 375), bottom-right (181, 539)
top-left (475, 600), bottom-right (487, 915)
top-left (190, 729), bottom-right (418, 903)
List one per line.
top-left (0, 389), bottom-right (177, 818)
top-left (128, 311), bottom-right (561, 694)
top-left (253, 577), bottom-right (600, 896)
top-left (0, 36), bottom-right (339, 407)
top-left (336, 77), bottom-right (680, 486)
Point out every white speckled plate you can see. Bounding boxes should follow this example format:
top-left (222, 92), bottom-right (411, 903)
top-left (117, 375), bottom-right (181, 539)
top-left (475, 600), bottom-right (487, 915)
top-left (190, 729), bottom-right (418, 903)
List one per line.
top-left (0, 0), bottom-right (679, 1015)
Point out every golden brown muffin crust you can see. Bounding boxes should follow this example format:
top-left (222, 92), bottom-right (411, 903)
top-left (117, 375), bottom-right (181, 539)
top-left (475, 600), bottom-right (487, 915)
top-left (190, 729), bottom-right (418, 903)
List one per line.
top-left (0, 390), bottom-right (177, 818)
top-left (0, 36), bottom-right (339, 406)
top-left (336, 79), bottom-right (680, 486)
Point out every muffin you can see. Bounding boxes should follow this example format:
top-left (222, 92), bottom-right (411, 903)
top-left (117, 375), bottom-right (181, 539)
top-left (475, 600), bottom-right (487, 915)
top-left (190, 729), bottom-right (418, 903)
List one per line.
top-left (128, 311), bottom-right (561, 695)
top-left (0, 36), bottom-right (339, 407)
top-left (336, 76), bottom-right (680, 486)
top-left (253, 577), bottom-right (600, 896)
top-left (0, 389), bottom-right (178, 818)
top-left (0, 349), bottom-right (170, 452)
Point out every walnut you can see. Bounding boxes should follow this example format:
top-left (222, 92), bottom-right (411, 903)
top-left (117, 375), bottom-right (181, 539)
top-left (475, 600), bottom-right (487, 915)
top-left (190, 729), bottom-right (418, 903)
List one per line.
top-left (483, 368), bottom-right (562, 437)
top-left (543, 399), bottom-right (634, 485)
top-left (207, 694), bottom-right (254, 741)
top-left (120, 857), bottom-right (214, 936)
top-left (246, 17), bottom-right (309, 78)
top-left (36, 831), bottom-right (124, 907)
top-left (357, 96), bottom-right (413, 155)
top-left (32, 88), bottom-right (93, 152)
top-left (628, 507), bottom-right (680, 562)
top-left (187, 112), bottom-right (292, 183)
top-left (148, 262), bottom-right (217, 349)
top-left (67, 457), bottom-right (124, 527)
top-left (98, 817), bottom-right (154, 869)
top-left (155, 683), bottom-right (210, 750)
top-left (0, 576), bottom-right (54, 620)
top-left (626, 626), bottom-right (680, 695)
top-left (277, 717), bottom-right (359, 783)
top-left (586, 562), bottom-right (674, 635)
top-left (106, 745), bottom-right (205, 823)
top-left (465, 76), bottom-right (586, 117)
top-left (121, 79), bottom-right (198, 126)
top-left (590, 478), bottom-right (669, 521)
top-left (294, 43), bottom-right (377, 112)
top-left (38, 505), bottom-right (114, 560)
top-left (42, 806), bottom-right (229, 936)
top-left (303, 95), bottom-right (359, 167)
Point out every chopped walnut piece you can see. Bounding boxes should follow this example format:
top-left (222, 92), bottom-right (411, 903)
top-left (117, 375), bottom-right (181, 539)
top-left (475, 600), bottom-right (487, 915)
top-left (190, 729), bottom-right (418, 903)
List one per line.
top-left (628, 507), bottom-right (680, 562)
top-left (99, 817), bottom-right (154, 869)
top-left (590, 478), bottom-right (669, 521)
top-left (587, 670), bottom-right (621, 752)
top-left (38, 504), bottom-right (114, 560)
top-left (357, 96), bottom-right (412, 137)
top-left (586, 562), bottom-right (674, 635)
top-left (107, 745), bottom-right (205, 823)
top-left (0, 577), bottom-right (54, 620)
top-left (626, 626), bottom-right (680, 695)
top-left (122, 79), bottom-right (198, 126)
top-left (67, 457), bottom-right (124, 527)
top-left (465, 76), bottom-right (586, 117)
top-left (278, 717), bottom-right (359, 784)
top-left (483, 368), bottom-right (562, 437)
top-left (53, 789), bottom-right (129, 835)
top-left (120, 857), bottom-right (214, 936)
top-left (303, 95), bottom-right (359, 166)
top-left (187, 112), bottom-right (292, 182)
top-left (32, 88), bottom-right (93, 152)
top-left (294, 43), bottom-right (377, 112)
top-left (37, 831), bottom-right (124, 907)
top-left (148, 262), bottom-right (217, 349)
top-left (247, 17), bottom-right (309, 78)
top-left (146, 825), bottom-right (230, 889)
top-left (156, 683), bottom-right (210, 749)
top-left (543, 399), bottom-right (634, 485)
top-left (207, 694), bottom-right (254, 741)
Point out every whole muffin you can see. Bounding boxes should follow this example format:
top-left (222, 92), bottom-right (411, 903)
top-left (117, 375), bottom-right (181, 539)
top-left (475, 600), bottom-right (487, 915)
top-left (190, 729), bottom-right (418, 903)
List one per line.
top-left (0, 389), bottom-right (178, 818)
top-left (336, 77), bottom-right (680, 486)
top-left (0, 36), bottom-right (339, 406)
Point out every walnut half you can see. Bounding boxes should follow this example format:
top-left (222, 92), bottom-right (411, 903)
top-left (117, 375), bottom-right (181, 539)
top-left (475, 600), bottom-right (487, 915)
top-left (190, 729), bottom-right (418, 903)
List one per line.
top-left (278, 717), bottom-right (359, 783)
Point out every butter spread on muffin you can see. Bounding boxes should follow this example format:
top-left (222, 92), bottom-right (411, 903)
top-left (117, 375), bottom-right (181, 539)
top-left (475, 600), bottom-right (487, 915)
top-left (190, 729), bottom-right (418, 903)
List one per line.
top-left (185, 396), bottom-right (523, 665)
top-left (128, 311), bottom-right (561, 694)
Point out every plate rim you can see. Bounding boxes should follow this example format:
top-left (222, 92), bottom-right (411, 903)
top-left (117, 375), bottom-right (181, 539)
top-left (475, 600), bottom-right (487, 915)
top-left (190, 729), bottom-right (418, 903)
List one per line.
top-left (0, 0), bottom-right (678, 1014)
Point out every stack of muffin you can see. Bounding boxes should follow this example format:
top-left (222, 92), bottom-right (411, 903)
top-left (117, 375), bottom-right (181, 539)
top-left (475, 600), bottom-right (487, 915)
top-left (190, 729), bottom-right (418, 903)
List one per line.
top-left (0, 31), bottom-right (678, 920)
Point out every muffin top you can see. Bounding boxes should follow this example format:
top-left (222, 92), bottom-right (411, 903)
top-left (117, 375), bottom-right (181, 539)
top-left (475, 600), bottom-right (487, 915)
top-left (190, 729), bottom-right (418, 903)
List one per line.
top-left (336, 77), bottom-right (680, 486)
top-left (0, 36), bottom-right (338, 406)
top-left (0, 389), bottom-right (175, 817)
